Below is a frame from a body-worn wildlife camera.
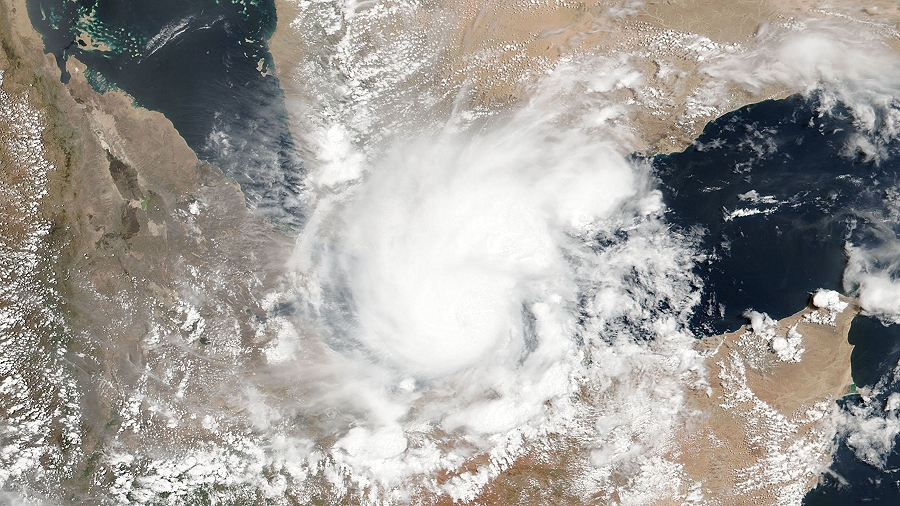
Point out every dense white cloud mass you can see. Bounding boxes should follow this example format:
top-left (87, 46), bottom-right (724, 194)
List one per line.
top-left (335, 119), bottom-right (638, 375)
top-left (250, 3), bottom-right (741, 495)
top-left (705, 19), bottom-right (900, 95)
top-left (834, 363), bottom-right (900, 470)
top-left (282, 52), bottom-right (706, 496)
top-left (845, 244), bottom-right (900, 322)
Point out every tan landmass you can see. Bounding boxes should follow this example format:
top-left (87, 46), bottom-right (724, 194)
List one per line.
top-left (0, 0), bottom-right (293, 498)
top-left (268, 0), bottom-right (900, 154)
top-left (74, 32), bottom-right (112, 53)
top-left (667, 296), bottom-right (858, 504)
top-left (437, 297), bottom-right (859, 505)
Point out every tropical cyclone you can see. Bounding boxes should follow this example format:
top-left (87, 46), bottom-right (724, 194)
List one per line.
top-left (262, 0), bottom-right (879, 503)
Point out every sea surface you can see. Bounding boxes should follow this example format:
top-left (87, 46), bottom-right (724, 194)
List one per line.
top-left (23, 1), bottom-right (900, 502)
top-left (656, 95), bottom-right (900, 504)
top-left (26, 0), bottom-right (304, 225)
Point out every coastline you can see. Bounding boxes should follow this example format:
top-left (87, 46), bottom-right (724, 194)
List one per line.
top-left (0, 0), bottom-right (293, 498)
top-left (266, 0), bottom-right (900, 156)
top-left (447, 294), bottom-right (859, 504)
top-left (672, 294), bottom-right (859, 503)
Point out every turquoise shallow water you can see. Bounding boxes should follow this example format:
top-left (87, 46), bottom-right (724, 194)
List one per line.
top-left (27, 0), bottom-right (305, 226)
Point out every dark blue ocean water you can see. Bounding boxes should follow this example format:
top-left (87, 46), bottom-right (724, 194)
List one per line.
top-left (654, 95), bottom-right (900, 504)
top-left (808, 317), bottom-right (900, 505)
top-left (27, 0), bottom-right (304, 226)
